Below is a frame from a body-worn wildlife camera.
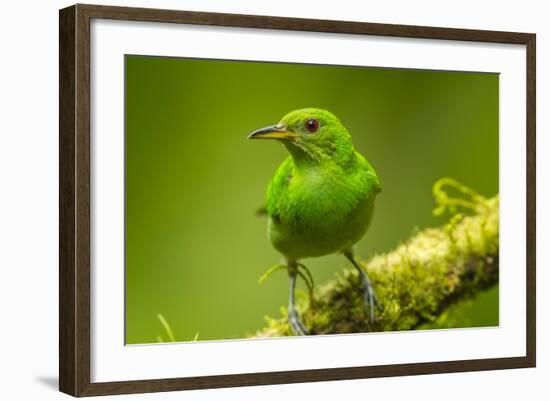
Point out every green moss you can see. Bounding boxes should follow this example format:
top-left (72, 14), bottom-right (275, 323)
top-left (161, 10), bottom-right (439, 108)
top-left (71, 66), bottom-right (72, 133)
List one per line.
top-left (254, 179), bottom-right (499, 338)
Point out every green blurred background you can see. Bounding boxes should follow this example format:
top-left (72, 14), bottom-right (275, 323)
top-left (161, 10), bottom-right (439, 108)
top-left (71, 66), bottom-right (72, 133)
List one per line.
top-left (125, 55), bottom-right (499, 344)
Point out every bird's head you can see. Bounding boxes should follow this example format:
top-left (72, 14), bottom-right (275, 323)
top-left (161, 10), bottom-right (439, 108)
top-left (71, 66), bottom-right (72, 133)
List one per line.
top-left (248, 108), bottom-right (355, 166)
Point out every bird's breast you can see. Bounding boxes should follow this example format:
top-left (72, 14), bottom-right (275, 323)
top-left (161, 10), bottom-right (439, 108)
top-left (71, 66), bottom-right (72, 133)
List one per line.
top-left (268, 169), bottom-right (376, 259)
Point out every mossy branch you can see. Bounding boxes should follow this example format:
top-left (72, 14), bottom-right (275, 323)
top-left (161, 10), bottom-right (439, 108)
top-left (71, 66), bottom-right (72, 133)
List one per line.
top-left (254, 179), bottom-right (499, 338)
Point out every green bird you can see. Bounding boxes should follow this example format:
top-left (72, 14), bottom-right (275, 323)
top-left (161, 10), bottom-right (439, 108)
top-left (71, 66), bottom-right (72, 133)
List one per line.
top-left (248, 108), bottom-right (381, 335)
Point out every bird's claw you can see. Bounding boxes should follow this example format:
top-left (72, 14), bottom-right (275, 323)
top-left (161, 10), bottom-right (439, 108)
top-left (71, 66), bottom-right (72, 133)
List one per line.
top-left (344, 252), bottom-right (381, 325)
top-left (287, 264), bottom-right (309, 336)
top-left (363, 283), bottom-right (376, 324)
top-left (289, 309), bottom-right (309, 336)
top-left (358, 268), bottom-right (380, 324)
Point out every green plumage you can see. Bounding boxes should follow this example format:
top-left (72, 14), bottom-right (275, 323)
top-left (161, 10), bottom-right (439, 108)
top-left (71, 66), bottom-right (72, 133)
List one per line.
top-left (255, 108), bottom-right (380, 261)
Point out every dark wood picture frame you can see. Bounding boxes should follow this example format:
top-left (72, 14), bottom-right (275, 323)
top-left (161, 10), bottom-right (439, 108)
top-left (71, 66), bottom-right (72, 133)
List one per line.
top-left (59, 3), bottom-right (536, 397)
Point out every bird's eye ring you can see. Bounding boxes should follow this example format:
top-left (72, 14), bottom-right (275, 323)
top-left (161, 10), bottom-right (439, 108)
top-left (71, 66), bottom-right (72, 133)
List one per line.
top-left (305, 119), bottom-right (319, 133)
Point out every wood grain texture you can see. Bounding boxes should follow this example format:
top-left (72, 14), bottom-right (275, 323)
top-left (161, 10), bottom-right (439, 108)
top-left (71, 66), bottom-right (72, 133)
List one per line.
top-left (525, 34), bottom-right (536, 367)
top-left (59, 3), bottom-right (536, 397)
top-left (78, 3), bottom-right (533, 43)
top-left (59, 5), bottom-right (76, 396)
top-left (75, 5), bottom-right (91, 396)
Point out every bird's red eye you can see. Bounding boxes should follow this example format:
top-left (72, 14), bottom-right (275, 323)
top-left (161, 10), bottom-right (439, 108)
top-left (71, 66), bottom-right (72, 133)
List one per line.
top-left (305, 119), bottom-right (319, 133)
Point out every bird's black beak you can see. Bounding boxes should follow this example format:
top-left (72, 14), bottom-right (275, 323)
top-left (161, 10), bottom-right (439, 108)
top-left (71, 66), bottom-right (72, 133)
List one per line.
top-left (247, 124), bottom-right (297, 140)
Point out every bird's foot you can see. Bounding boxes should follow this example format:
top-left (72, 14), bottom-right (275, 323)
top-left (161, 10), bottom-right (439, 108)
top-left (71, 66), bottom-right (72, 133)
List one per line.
top-left (288, 308), bottom-right (309, 336)
top-left (287, 264), bottom-right (310, 336)
top-left (344, 251), bottom-right (381, 325)
top-left (358, 272), bottom-right (380, 324)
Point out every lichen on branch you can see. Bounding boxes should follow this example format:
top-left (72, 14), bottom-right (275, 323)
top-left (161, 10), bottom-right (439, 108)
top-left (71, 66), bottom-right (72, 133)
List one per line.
top-left (254, 179), bottom-right (499, 338)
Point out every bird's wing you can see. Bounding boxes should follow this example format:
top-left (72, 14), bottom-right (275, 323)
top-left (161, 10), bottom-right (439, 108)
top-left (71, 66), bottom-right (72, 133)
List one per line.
top-left (357, 151), bottom-right (381, 194)
top-left (266, 156), bottom-right (294, 218)
top-left (368, 168), bottom-right (381, 194)
top-left (255, 206), bottom-right (268, 216)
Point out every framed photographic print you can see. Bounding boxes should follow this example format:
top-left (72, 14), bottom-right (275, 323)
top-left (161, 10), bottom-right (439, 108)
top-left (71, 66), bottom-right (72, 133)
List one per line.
top-left (59, 4), bottom-right (536, 397)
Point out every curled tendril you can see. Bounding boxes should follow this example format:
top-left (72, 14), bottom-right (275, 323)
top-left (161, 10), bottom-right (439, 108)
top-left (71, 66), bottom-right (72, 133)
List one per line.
top-left (433, 178), bottom-right (489, 217)
top-left (258, 264), bottom-right (287, 284)
top-left (297, 263), bottom-right (314, 300)
top-left (259, 263), bottom-right (315, 302)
